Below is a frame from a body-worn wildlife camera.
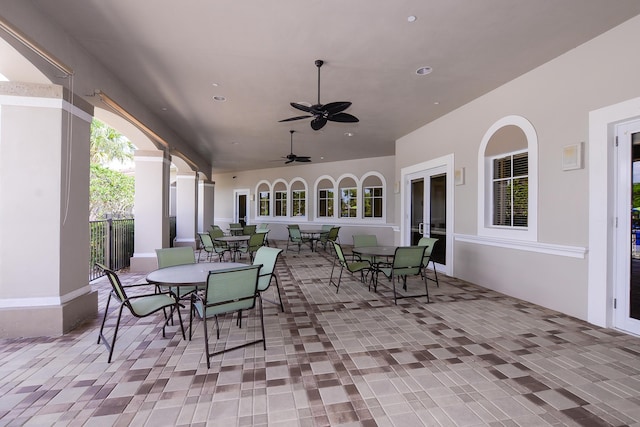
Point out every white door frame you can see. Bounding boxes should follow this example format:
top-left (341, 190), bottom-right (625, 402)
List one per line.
top-left (588, 96), bottom-right (640, 328)
top-left (233, 188), bottom-right (250, 224)
top-left (613, 119), bottom-right (640, 335)
top-left (401, 154), bottom-right (454, 276)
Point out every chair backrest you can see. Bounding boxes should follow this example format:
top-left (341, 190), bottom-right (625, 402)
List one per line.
top-left (156, 247), bottom-right (196, 268)
top-left (96, 263), bottom-right (132, 310)
top-left (248, 232), bottom-right (265, 251)
top-left (198, 232), bottom-right (214, 250)
top-left (418, 237), bottom-right (438, 256)
top-left (353, 234), bottom-right (377, 248)
top-left (288, 227), bottom-right (303, 242)
top-left (327, 227), bottom-right (340, 242)
top-left (257, 223), bottom-right (269, 230)
top-left (252, 246), bottom-right (283, 291)
top-left (229, 223), bottom-right (242, 228)
top-left (288, 224), bottom-right (300, 229)
top-left (210, 224), bottom-right (223, 234)
top-left (392, 246), bottom-right (427, 276)
top-left (321, 224), bottom-right (334, 231)
top-left (243, 225), bottom-right (257, 235)
top-left (210, 227), bottom-right (225, 239)
top-left (418, 237), bottom-right (438, 261)
top-left (204, 265), bottom-right (262, 316)
top-left (331, 241), bottom-right (348, 266)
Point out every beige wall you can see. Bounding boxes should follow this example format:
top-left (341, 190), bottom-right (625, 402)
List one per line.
top-left (396, 15), bottom-right (640, 321)
top-left (212, 156), bottom-right (397, 244)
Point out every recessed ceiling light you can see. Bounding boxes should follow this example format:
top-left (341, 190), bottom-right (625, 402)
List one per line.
top-left (161, 107), bottom-right (168, 111)
top-left (231, 141), bottom-right (239, 145)
top-left (211, 83), bottom-right (219, 87)
top-left (434, 101), bottom-right (440, 105)
top-left (213, 96), bottom-right (226, 102)
top-left (416, 66), bottom-right (433, 76)
top-left (344, 132), bottom-right (354, 137)
top-left (407, 15), bottom-right (417, 23)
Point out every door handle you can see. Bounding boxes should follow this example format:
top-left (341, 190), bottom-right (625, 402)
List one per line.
top-left (418, 222), bottom-right (424, 234)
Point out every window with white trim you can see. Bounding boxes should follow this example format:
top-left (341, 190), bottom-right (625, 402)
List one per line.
top-left (363, 178), bottom-right (383, 219)
top-left (292, 190), bottom-right (305, 216)
top-left (478, 116), bottom-right (537, 241)
top-left (258, 191), bottom-right (270, 216)
top-left (274, 190), bottom-right (287, 217)
top-left (492, 151), bottom-right (528, 227)
top-left (318, 188), bottom-right (334, 217)
top-left (340, 187), bottom-right (357, 218)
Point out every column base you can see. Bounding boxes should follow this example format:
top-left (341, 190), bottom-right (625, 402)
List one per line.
top-left (0, 291), bottom-right (98, 338)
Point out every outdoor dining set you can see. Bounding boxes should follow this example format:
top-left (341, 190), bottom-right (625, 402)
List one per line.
top-left (95, 224), bottom-right (439, 367)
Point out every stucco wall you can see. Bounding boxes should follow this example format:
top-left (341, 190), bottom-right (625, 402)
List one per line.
top-left (396, 15), bottom-right (640, 321)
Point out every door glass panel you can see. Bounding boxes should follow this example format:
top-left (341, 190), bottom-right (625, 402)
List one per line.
top-left (410, 179), bottom-right (424, 245)
top-left (430, 174), bottom-right (446, 265)
top-left (631, 132), bottom-right (640, 320)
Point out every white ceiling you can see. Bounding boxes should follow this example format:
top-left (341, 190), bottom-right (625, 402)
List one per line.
top-left (20, 0), bottom-right (640, 172)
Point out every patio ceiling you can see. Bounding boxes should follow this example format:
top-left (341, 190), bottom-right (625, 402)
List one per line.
top-left (19, 1), bottom-right (640, 172)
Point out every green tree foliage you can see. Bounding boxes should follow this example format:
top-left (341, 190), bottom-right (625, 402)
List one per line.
top-left (89, 119), bottom-right (135, 220)
top-left (633, 183), bottom-right (640, 208)
top-left (90, 119), bottom-right (135, 165)
top-left (90, 164), bottom-right (134, 219)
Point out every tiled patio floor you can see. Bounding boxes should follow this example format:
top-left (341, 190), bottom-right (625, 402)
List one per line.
top-left (1, 242), bottom-right (640, 426)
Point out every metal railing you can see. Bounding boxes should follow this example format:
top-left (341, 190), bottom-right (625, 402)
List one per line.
top-left (90, 218), bottom-right (134, 281)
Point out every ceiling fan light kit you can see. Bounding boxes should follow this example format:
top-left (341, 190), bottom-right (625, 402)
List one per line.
top-left (279, 59), bottom-right (359, 131)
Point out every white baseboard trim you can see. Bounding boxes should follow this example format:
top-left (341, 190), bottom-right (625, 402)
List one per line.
top-left (455, 234), bottom-right (587, 259)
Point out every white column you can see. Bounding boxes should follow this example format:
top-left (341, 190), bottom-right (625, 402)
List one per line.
top-left (198, 179), bottom-right (215, 232)
top-left (175, 171), bottom-right (198, 248)
top-left (129, 149), bottom-right (171, 271)
top-left (0, 82), bottom-right (97, 337)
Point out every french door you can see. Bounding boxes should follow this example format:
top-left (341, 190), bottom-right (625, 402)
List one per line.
top-left (234, 189), bottom-right (249, 226)
top-left (615, 119), bottom-right (640, 335)
top-left (407, 166), bottom-right (447, 266)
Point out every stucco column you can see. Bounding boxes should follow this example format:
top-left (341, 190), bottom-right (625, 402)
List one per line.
top-left (174, 171), bottom-right (198, 248)
top-left (129, 149), bottom-right (171, 271)
top-left (198, 179), bottom-right (215, 232)
top-left (0, 82), bottom-right (97, 337)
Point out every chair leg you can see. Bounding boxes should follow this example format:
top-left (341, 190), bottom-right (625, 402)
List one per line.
top-left (174, 301), bottom-right (186, 340)
top-left (203, 314), bottom-right (210, 369)
top-left (97, 293), bottom-right (113, 345)
top-left (189, 296), bottom-right (194, 341)
top-left (273, 275), bottom-right (285, 312)
top-left (108, 305), bottom-right (125, 363)
top-left (432, 261), bottom-right (439, 287)
top-left (258, 295), bottom-right (266, 350)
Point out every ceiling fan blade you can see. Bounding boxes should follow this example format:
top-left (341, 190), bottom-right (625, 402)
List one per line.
top-left (296, 158), bottom-right (312, 162)
top-left (279, 115), bottom-right (312, 122)
top-left (290, 102), bottom-right (313, 113)
top-left (323, 101), bottom-right (352, 115)
top-left (285, 158), bottom-right (294, 164)
top-left (327, 112), bottom-right (359, 123)
top-left (311, 116), bottom-right (327, 131)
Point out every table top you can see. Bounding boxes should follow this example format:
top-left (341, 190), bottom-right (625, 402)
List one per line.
top-left (146, 262), bottom-right (246, 286)
top-left (214, 235), bottom-right (251, 243)
top-left (352, 246), bottom-right (398, 257)
top-left (300, 229), bottom-right (328, 235)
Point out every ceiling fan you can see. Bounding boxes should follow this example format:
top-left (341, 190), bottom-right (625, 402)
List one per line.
top-left (279, 59), bottom-right (359, 131)
top-left (283, 130), bottom-right (311, 164)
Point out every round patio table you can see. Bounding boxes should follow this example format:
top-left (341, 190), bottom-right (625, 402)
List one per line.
top-left (214, 235), bottom-right (251, 261)
top-left (146, 262), bottom-right (246, 287)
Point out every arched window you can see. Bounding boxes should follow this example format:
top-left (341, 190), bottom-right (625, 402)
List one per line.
top-left (478, 115), bottom-right (538, 241)
top-left (316, 177), bottom-right (335, 218)
top-left (273, 180), bottom-right (288, 217)
top-left (290, 179), bottom-right (307, 217)
top-left (362, 173), bottom-right (384, 219)
top-left (338, 176), bottom-right (358, 218)
top-left (256, 181), bottom-right (271, 217)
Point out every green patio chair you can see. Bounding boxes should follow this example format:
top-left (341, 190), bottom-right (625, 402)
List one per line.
top-left (96, 263), bottom-right (185, 363)
top-left (376, 246), bottom-right (429, 305)
top-left (318, 226), bottom-right (340, 251)
top-left (418, 237), bottom-right (439, 287)
top-left (155, 247), bottom-right (197, 299)
top-left (189, 265), bottom-right (264, 369)
top-left (209, 226), bottom-right (230, 260)
top-left (237, 232), bottom-right (265, 261)
top-left (286, 226), bottom-right (310, 253)
top-left (252, 246), bottom-right (285, 312)
top-left (197, 232), bottom-right (216, 262)
top-left (242, 225), bottom-right (257, 235)
top-left (329, 241), bottom-right (371, 293)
